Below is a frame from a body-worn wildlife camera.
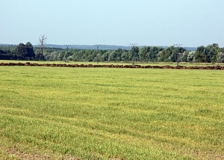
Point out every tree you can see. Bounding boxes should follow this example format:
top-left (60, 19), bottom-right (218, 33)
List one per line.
top-left (139, 46), bottom-right (149, 62)
top-left (39, 34), bottom-right (47, 60)
top-left (194, 46), bottom-right (206, 62)
top-left (168, 46), bottom-right (186, 63)
top-left (108, 51), bottom-right (115, 62)
top-left (130, 46), bottom-right (139, 65)
top-left (149, 47), bottom-right (162, 62)
top-left (205, 44), bottom-right (219, 63)
top-left (72, 50), bottom-right (85, 61)
top-left (94, 44), bottom-right (102, 63)
top-left (117, 48), bottom-right (123, 61)
top-left (158, 46), bottom-right (173, 62)
top-left (86, 50), bottom-right (95, 62)
top-left (181, 51), bottom-right (189, 62)
top-left (63, 46), bottom-right (69, 62)
top-left (100, 51), bottom-right (107, 61)
top-left (25, 42), bottom-right (35, 59)
top-left (0, 49), bottom-right (12, 60)
top-left (217, 52), bottom-right (224, 63)
top-left (187, 51), bottom-right (195, 62)
top-left (108, 50), bottom-right (121, 62)
top-left (194, 44), bottom-right (219, 63)
top-left (15, 43), bottom-right (28, 59)
top-left (121, 50), bottom-right (129, 61)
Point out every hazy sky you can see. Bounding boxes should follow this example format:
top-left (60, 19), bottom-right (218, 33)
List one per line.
top-left (1, 0), bottom-right (224, 47)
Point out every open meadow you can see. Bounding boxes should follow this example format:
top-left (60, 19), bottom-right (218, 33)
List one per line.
top-left (0, 66), bottom-right (224, 159)
top-left (1, 60), bottom-right (224, 67)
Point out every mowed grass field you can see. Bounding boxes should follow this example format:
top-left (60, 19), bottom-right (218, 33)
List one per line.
top-left (0, 66), bottom-right (224, 159)
top-left (1, 60), bottom-right (224, 67)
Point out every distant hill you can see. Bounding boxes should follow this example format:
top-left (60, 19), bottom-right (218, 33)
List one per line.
top-left (185, 47), bottom-right (197, 51)
top-left (0, 44), bottom-right (16, 47)
top-left (0, 43), bottom-right (196, 51)
top-left (39, 44), bottom-right (132, 50)
top-left (39, 44), bottom-right (196, 51)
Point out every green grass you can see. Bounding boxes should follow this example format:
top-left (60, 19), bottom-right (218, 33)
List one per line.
top-left (0, 66), bottom-right (224, 159)
top-left (1, 59), bottom-right (224, 66)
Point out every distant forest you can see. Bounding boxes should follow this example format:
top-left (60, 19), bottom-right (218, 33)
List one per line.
top-left (1, 43), bottom-right (224, 63)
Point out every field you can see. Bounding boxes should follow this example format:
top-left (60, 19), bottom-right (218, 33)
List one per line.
top-left (0, 66), bottom-right (224, 159)
top-left (1, 60), bottom-right (224, 67)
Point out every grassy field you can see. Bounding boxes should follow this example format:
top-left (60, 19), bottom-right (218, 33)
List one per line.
top-left (0, 66), bottom-right (224, 159)
top-left (1, 60), bottom-right (224, 67)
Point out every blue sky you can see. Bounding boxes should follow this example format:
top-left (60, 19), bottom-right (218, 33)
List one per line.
top-left (1, 0), bottom-right (224, 47)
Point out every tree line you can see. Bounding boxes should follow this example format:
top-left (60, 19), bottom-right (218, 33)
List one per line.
top-left (1, 42), bottom-right (224, 63)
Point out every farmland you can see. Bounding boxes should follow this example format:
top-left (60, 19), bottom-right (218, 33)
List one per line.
top-left (0, 66), bottom-right (224, 159)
